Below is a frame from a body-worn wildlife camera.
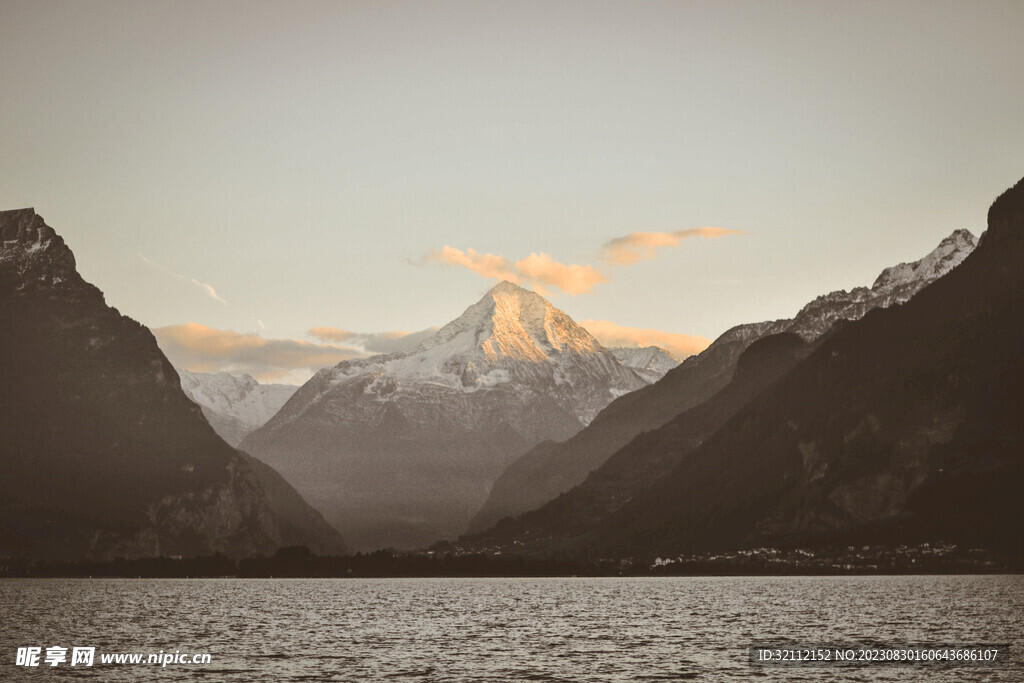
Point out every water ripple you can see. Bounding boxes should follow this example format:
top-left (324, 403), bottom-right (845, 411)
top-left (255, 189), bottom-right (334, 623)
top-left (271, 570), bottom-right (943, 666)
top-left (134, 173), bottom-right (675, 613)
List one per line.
top-left (0, 576), bottom-right (1021, 681)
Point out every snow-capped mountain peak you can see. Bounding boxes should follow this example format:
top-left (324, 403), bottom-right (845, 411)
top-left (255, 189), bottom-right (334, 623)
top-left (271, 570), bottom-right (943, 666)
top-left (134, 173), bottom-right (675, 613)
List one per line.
top-left (418, 281), bottom-right (604, 362)
top-left (308, 281), bottom-right (640, 415)
top-left (244, 282), bottom-right (648, 550)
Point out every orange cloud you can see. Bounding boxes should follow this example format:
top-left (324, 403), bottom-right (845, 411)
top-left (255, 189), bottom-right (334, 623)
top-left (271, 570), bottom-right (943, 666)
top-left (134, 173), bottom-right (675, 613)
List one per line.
top-left (600, 227), bottom-right (742, 265)
top-left (424, 227), bottom-right (739, 295)
top-left (426, 246), bottom-right (607, 295)
top-left (514, 253), bottom-right (607, 295)
top-left (153, 323), bottom-right (364, 384)
top-left (426, 246), bottom-right (519, 283)
top-left (580, 319), bottom-right (711, 359)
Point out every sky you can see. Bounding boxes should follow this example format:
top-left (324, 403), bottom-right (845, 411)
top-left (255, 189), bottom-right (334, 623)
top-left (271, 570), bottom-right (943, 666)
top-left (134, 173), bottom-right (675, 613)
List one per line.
top-left (2, 0), bottom-right (1022, 382)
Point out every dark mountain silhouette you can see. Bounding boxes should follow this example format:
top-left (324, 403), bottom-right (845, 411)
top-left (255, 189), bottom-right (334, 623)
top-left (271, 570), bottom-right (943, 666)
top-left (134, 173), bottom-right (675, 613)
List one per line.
top-left (589, 177), bottom-right (1024, 558)
top-left (0, 209), bottom-right (347, 560)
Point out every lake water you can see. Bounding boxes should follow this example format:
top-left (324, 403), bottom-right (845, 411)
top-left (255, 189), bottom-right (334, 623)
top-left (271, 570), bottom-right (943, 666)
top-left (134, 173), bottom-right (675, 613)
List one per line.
top-left (1, 575), bottom-right (1021, 681)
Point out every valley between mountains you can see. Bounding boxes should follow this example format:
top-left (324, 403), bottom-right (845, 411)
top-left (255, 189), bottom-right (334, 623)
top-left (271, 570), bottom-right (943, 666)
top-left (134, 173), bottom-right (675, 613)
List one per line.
top-left (2, 177), bottom-right (1022, 565)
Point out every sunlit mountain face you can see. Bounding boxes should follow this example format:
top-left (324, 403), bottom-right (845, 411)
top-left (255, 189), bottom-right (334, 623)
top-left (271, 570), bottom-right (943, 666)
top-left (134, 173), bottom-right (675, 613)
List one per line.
top-left (243, 281), bottom-right (646, 551)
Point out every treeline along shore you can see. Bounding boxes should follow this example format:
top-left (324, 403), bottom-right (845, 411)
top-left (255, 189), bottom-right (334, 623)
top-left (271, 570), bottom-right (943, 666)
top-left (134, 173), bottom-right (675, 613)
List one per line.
top-left (2, 543), bottom-right (1019, 579)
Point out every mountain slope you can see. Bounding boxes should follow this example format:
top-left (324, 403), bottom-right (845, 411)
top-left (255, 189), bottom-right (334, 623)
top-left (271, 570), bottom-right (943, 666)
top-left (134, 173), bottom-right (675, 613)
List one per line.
top-left (466, 331), bottom-right (819, 553)
top-left (467, 230), bottom-right (977, 533)
top-left (242, 281), bottom-right (646, 551)
top-left (0, 208), bottom-right (346, 560)
top-left (178, 370), bottom-right (297, 447)
top-left (594, 179), bottom-right (1024, 558)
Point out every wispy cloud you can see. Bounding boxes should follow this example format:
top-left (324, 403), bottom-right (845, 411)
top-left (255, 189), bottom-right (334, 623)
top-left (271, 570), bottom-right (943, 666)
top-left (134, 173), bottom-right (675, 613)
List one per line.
top-left (580, 319), bottom-right (711, 359)
top-left (138, 253), bottom-right (228, 305)
top-left (153, 323), bottom-right (362, 384)
top-left (307, 327), bottom-right (439, 354)
top-left (422, 227), bottom-right (739, 295)
top-left (600, 228), bottom-right (742, 265)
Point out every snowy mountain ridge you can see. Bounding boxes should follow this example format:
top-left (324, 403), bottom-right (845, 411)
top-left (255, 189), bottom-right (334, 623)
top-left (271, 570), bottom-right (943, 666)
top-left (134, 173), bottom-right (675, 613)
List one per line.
top-left (727, 228), bottom-right (978, 343)
top-left (178, 370), bottom-right (298, 447)
top-left (871, 228), bottom-right (977, 291)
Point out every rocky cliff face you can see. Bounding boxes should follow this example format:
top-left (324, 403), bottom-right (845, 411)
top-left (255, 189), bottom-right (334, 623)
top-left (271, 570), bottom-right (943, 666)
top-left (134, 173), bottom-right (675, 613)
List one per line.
top-left (243, 281), bottom-right (646, 551)
top-left (467, 229), bottom-right (978, 534)
top-left (0, 209), bottom-right (346, 560)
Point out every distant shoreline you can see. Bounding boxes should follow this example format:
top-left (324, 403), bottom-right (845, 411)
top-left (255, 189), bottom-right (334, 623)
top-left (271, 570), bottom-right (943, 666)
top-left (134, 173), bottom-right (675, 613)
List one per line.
top-left (3, 544), bottom-right (1020, 579)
